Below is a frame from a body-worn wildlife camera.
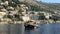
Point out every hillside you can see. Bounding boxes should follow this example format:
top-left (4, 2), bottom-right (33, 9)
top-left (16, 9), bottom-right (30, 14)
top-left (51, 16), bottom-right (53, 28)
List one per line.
top-left (18, 0), bottom-right (60, 13)
top-left (0, 0), bottom-right (60, 21)
top-left (1, 0), bottom-right (60, 12)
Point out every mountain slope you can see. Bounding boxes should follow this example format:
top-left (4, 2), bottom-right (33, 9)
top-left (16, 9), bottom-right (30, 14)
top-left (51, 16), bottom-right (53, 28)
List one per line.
top-left (1, 0), bottom-right (60, 12)
top-left (20, 0), bottom-right (60, 12)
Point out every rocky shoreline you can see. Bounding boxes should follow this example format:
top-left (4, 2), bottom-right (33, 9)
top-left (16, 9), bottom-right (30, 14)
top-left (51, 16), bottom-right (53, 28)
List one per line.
top-left (0, 20), bottom-right (60, 25)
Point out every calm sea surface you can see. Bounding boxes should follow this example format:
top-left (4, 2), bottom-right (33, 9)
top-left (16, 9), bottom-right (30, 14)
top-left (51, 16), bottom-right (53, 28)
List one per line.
top-left (0, 24), bottom-right (60, 34)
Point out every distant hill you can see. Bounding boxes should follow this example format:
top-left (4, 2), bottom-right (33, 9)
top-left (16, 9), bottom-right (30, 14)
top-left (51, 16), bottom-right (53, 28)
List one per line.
top-left (1, 0), bottom-right (60, 13)
top-left (18, 0), bottom-right (60, 12)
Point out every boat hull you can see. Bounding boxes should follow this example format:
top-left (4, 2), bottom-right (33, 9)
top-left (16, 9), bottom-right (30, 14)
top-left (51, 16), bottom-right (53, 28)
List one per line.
top-left (25, 25), bottom-right (34, 30)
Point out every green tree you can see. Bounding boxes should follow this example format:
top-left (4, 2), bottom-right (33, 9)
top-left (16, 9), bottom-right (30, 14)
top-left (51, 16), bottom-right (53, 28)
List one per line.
top-left (51, 16), bottom-right (58, 23)
top-left (18, 8), bottom-right (22, 15)
top-left (38, 13), bottom-right (45, 20)
top-left (14, 14), bottom-right (23, 21)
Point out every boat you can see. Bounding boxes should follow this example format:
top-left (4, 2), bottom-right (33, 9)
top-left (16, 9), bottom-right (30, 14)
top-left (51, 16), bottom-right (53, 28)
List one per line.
top-left (24, 20), bottom-right (40, 30)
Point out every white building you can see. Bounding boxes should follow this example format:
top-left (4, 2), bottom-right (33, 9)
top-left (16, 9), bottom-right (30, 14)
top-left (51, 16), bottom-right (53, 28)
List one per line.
top-left (34, 12), bottom-right (38, 15)
top-left (4, 1), bottom-right (8, 5)
top-left (0, 2), bottom-right (4, 5)
top-left (56, 21), bottom-right (60, 23)
top-left (29, 14), bottom-right (39, 20)
top-left (0, 9), bottom-right (7, 19)
top-left (22, 15), bottom-right (30, 21)
top-left (7, 6), bottom-right (14, 10)
top-left (45, 13), bottom-right (52, 19)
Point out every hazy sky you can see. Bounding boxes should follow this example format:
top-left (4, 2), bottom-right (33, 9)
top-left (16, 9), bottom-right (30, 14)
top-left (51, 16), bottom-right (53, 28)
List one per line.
top-left (37, 0), bottom-right (60, 3)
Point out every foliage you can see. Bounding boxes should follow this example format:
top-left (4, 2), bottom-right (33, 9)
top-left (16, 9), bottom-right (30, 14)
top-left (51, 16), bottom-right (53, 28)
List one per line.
top-left (3, 15), bottom-right (8, 18)
top-left (50, 15), bottom-right (60, 21)
top-left (12, 0), bottom-right (20, 4)
top-left (38, 15), bottom-right (45, 20)
top-left (14, 14), bottom-right (23, 21)
top-left (30, 5), bottom-right (43, 11)
top-left (38, 12), bottom-right (44, 16)
top-left (3, 15), bottom-right (13, 21)
top-left (38, 13), bottom-right (45, 20)
top-left (18, 8), bottom-right (22, 14)
top-left (3, 15), bottom-right (23, 21)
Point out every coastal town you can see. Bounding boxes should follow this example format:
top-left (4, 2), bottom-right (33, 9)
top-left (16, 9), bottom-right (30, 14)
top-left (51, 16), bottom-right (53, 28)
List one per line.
top-left (0, 0), bottom-right (60, 26)
top-left (0, 0), bottom-right (60, 34)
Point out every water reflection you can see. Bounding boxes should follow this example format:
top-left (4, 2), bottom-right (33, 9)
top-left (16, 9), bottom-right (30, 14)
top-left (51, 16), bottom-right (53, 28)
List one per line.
top-left (0, 24), bottom-right (60, 34)
top-left (0, 24), bottom-right (24, 34)
top-left (25, 24), bottom-right (60, 34)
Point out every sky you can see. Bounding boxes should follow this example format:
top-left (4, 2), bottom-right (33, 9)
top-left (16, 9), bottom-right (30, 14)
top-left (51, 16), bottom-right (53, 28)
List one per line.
top-left (37, 0), bottom-right (60, 3)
